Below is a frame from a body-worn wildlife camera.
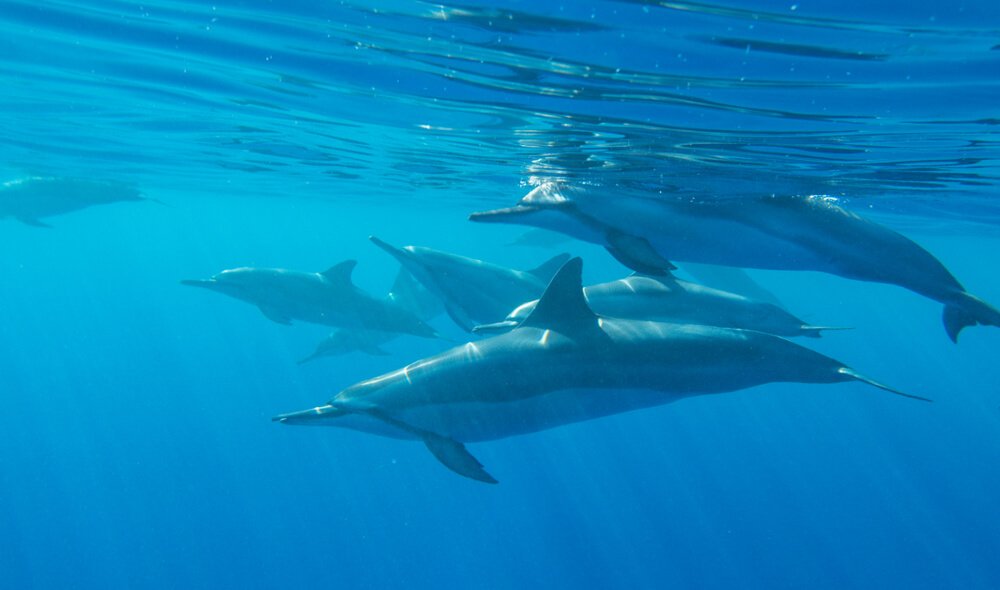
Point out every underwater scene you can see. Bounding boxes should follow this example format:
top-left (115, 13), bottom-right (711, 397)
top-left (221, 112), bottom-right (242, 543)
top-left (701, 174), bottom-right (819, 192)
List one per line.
top-left (2, 0), bottom-right (1000, 588)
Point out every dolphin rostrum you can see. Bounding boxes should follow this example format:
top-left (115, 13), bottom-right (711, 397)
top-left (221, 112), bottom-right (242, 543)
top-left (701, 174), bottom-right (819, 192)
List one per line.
top-left (182, 261), bottom-right (438, 338)
top-left (473, 272), bottom-right (838, 338)
top-left (469, 182), bottom-right (1000, 342)
top-left (369, 236), bottom-right (569, 331)
top-left (275, 258), bottom-right (926, 484)
top-left (0, 176), bottom-right (148, 227)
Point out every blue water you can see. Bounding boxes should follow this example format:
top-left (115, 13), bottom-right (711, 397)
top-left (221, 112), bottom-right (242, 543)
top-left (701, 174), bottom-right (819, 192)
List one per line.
top-left (2, 1), bottom-right (1000, 588)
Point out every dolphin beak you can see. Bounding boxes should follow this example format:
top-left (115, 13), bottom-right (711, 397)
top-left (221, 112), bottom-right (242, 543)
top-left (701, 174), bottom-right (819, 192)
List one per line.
top-left (272, 404), bottom-right (339, 424)
top-left (369, 235), bottom-right (414, 265)
top-left (472, 320), bottom-right (518, 334)
top-left (180, 279), bottom-right (216, 289)
top-left (468, 204), bottom-right (542, 223)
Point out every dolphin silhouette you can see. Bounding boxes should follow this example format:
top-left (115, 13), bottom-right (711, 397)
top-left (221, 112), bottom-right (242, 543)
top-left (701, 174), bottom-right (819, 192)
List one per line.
top-left (470, 183), bottom-right (1000, 342)
top-left (275, 258), bottom-right (926, 484)
top-left (182, 261), bottom-right (438, 338)
top-left (369, 236), bottom-right (569, 331)
top-left (0, 176), bottom-right (148, 227)
top-left (473, 272), bottom-right (839, 338)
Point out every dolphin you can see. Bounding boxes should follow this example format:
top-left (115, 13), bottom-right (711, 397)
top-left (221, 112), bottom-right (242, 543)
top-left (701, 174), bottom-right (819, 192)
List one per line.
top-left (182, 261), bottom-right (438, 338)
top-left (469, 183), bottom-right (1000, 342)
top-left (473, 272), bottom-right (838, 338)
top-left (0, 176), bottom-right (148, 227)
top-left (275, 258), bottom-right (926, 484)
top-left (369, 236), bottom-right (569, 331)
top-left (300, 268), bottom-right (444, 363)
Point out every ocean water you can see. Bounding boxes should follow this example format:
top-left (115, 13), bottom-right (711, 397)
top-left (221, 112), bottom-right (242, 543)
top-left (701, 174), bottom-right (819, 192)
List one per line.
top-left (2, 0), bottom-right (1000, 588)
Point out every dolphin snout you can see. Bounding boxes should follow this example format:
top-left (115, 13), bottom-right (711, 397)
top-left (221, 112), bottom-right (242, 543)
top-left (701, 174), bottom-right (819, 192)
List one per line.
top-left (468, 205), bottom-right (541, 223)
top-left (180, 279), bottom-right (215, 288)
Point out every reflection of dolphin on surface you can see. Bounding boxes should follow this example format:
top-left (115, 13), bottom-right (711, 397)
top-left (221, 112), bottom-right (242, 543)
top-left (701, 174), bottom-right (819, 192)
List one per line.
top-left (275, 258), bottom-right (926, 484)
top-left (470, 183), bottom-right (1000, 342)
top-left (300, 268), bottom-right (445, 363)
top-left (474, 272), bottom-right (838, 338)
top-left (0, 177), bottom-right (148, 227)
top-left (182, 261), bottom-right (439, 338)
top-left (369, 236), bottom-right (569, 331)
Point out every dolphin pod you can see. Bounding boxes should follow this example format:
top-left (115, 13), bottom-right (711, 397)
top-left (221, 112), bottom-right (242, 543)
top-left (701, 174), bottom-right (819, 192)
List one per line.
top-left (473, 272), bottom-right (839, 338)
top-left (181, 261), bottom-right (438, 339)
top-left (0, 176), bottom-right (148, 227)
top-left (469, 182), bottom-right (1000, 342)
top-left (275, 258), bottom-right (927, 484)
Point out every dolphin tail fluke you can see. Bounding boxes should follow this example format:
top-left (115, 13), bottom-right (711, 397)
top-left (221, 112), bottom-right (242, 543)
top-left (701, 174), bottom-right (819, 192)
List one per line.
top-left (423, 436), bottom-right (498, 484)
top-left (943, 292), bottom-right (1000, 343)
top-left (799, 325), bottom-right (853, 338)
top-left (838, 367), bottom-right (932, 402)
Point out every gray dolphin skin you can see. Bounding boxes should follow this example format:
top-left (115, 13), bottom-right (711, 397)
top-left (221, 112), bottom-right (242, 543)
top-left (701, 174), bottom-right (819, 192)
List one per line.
top-left (274, 258), bottom-right (926, 484)
top-left (301, 268), bottom-right (443, 363)
top-left (369, 236), bottom-right (569, 331)
top-left (469, 182), bottom-right (1000, 342)
top-left (182, 261), bottom-right (438, 338)
top-left (0, 176), bottom-right (147, 227)
top-left (473, 272), bottom-right (837, 338)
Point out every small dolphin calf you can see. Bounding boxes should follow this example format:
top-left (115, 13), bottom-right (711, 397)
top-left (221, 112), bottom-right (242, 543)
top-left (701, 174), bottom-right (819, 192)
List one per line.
top-left (182, 261), bottom-right (438, 338)
top-left (275, 259), bottom-right (925, 484)
top-left (469, 183), bottom-right (1000, 341)
top-left (0, 176), bottom-right (147, 227)
top-left (474, 272), bottom-right (835, 338)
top-left (369, 236), bottom-right (569, 331)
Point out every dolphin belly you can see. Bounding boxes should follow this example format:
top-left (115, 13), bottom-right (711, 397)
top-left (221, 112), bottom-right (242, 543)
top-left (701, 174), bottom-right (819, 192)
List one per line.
top-left (383, 387), bottom-right (684, 443)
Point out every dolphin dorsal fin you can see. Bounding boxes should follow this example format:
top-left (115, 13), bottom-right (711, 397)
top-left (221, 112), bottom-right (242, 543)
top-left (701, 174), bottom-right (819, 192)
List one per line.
top-left (526, 252), bottom-right (572, 281)
top-left (321, 260), bottom-right (357, 284)
top-left (519, 257), bottom-right (598, 333)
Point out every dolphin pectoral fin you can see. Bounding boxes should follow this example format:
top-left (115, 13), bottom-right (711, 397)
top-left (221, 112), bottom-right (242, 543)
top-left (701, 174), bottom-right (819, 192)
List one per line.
top-left (360, 343), bottom-right (392, 356)
top-left (838, 368), bottom-right (933, 402)
top-left (18, 217), bottom-right (52, 228)
top-left (605, 231), bottom-right (676, 273)
top-left (443, 304), bottom-right (476, 333)
top-left (943, 293), bottom-right (1000, 343)
top-left (258, 305), bottom-right (293, 325)
top-left (423, 435), bottom-right (498, 484)
top-left (362, 409), bottom-right (498, 483)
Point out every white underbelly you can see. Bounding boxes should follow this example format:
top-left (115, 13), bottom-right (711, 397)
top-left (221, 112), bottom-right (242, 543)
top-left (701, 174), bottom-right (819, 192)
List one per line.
top-left (361, 387), bottom-right (686, 443)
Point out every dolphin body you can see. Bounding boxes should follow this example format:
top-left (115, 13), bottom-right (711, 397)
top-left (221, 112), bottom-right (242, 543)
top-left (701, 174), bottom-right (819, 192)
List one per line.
top-left (275, 258), bottom-right (925, 484)
top-left (469, 183), bottom-right (1000, 342)
top-left (0, 177), bottom-right (147, 227)
top-left (182, 261), bottom-right (438, 338)
top-left (369, 236), bottom-right (569, 331)
top-left (474, 272), bottom-right (834, 338)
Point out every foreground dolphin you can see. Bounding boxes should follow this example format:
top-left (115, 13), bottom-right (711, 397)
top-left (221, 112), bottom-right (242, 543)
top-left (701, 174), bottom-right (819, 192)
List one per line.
top-left (473, 272), bottom-right (836, 338)
top-left (182, 261), bottom-right (438, 338)
top-left (1, 176), bottom-right (147, 227)
top-left (275, 258), bottom-right (925, 484)
top-left (369, 236), bottom-right (569, 331)
top-left (469, 183), bottom-right (1000, 342)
